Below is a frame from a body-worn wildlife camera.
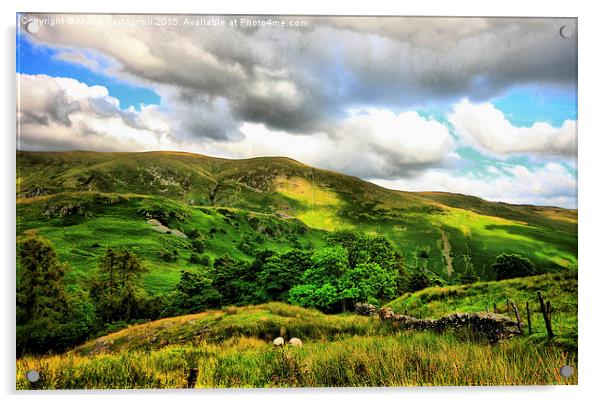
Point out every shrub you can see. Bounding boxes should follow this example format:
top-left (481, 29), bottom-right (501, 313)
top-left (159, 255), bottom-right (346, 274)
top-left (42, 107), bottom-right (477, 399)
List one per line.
top-left (492, 253), bottom-right (536, 280)
top-left (407, 271), bottom-right (434, 292)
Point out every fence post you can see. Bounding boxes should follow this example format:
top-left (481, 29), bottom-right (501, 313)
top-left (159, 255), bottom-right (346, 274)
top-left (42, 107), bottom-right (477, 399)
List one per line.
top-left (187, 368), bottom-right (199, 388)
top-left (493, 303), bottom-right (498, 314)
top-left (511, 301), bottom-right (523, 334)
top-left (526, 301), bottom-right (532, 335)
top-left (537, 291), bottom-right (554, 339)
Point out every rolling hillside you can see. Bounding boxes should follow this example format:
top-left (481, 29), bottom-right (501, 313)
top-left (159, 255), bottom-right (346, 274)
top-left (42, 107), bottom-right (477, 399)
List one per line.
top-left (17, 299), bottom-right (577, 388)
top-left (16, 150), bottom-right (577, 294)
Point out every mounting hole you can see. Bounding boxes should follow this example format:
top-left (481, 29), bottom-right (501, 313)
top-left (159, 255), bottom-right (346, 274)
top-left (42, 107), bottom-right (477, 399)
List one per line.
top-left (560, 365), bottom-right (574, 378)
top-left (559, 25), bottom-right (574, 39)
top-left (26, 369), bottom-right (40, 383)
top-left (25, 21), bottom-right (40, 34)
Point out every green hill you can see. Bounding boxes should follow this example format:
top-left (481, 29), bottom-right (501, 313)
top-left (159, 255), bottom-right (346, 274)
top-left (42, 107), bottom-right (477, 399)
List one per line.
top-left (17, 302), bottom-right (576, 388)
top-left (16, 150), bottom-right (577, 294)
top-left (387, 271), bottom-right (577, 351)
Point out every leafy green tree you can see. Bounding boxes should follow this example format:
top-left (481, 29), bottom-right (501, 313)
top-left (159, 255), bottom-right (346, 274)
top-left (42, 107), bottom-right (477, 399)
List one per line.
top-left (257, 249), bottom-right (311, 301)
top-left (325, 229), bottom-right (368, 268)
top-left (459, 254), bottom-right (479, 284)
top-left (17, 236), bottom-right (92, 355)
top-left (288, 246), bottom-right (348, 311)
top-left (492, 253), bottom-right (536, 280)
top-left (365, 262), bottom-right (398, 303)
top-left (212, 254), bottom-right (250, 305)
top-left (91, 248), bottom-right (149, 324)
top-left (173, 270), bottom-right (222, 312)
top-left (303, 246), bottom-right (348, 285)
top-left (17, 236), bottom-right (68, 322)
top-left (366, 235), bottom-right (398, 271)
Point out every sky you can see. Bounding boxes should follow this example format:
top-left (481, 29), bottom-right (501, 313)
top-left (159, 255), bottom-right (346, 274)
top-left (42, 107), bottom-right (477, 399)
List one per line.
top-left (16, 14), bottom-right (577, 208)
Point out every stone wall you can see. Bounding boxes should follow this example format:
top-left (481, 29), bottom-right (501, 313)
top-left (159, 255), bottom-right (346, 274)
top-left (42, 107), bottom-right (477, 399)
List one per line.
top-left (379, 307), bottom-right (521, 342)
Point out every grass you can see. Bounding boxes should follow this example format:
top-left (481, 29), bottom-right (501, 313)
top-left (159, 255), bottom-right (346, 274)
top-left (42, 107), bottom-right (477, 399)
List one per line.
top-left (73, 302), bottom-right (384, 355)
top-left (16, 192), bottom-right (325, 294)
top-left (387, 271), bottom-right (578, 351)
top-left (17, 150), bottom-right (578, 290)
top-left (16, 303), bottom-right (577, 389)
top-left (15, 151), bottom-right (578, 388)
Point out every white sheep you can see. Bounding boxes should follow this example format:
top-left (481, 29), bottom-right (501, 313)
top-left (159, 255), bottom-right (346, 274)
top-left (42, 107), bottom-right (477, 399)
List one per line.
top-left (289, 337), bottom-right (303, 347)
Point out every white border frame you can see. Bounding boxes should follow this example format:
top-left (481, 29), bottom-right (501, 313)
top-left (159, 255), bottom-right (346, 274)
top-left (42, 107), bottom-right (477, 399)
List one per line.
top-left (3, 1), bottom-right (601, 402)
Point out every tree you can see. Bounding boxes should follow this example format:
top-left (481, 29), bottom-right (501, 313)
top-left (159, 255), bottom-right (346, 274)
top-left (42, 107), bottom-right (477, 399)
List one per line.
top-left (173, 270), bottom-right (221, 313)
top-left (288, 246), bottom-right (348, 312)
top-left (212, 254), bottom-right (249, 305)
top-left (407, 270), bottom-right (434, 292)
top-left (91, 248), bottom-right (149, 324)
top-left (17, 236), bottom-right (68, 322)
top-left (16, 236), bottom-right (91, 355)
top-left (288, 242), bottom-right (402, 312)
top-left (257, 249), bottom-right (311, 301)
top-left (459, 254), bottom-right (479, 284)
top-left (492, 253), bottom-right (536, 280)
top-left (325, 229), bottom-right (368, 268)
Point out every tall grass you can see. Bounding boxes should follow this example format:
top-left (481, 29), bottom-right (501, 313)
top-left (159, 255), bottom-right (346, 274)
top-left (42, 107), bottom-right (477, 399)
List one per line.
top-left (387, 272), bottom-right (577, 351)
top-left (17, 332), bottom-right (576, 389)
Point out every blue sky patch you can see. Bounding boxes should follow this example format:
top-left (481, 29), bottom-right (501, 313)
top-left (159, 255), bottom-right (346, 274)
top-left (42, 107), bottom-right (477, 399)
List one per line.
top-left (492, 86), bottom-right (576, 127)
top-left (17, 33), bottom-right (160, 110)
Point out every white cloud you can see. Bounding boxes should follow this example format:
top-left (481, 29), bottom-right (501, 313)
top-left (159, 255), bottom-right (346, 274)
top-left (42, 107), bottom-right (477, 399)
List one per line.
top-left (198, 108), bottom-right (456, 179)
top-left (21, 15), bottom-right (576, 138)
top-left (449, 99), bottom-right (577, 157)
top-left (372, 162), bottom-right (577, 208)
top-left (17, 74), bottom-right (176, 151)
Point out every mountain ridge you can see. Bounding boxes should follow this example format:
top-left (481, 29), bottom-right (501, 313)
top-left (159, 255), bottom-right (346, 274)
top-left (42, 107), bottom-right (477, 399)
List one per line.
top-left (16, 149), bottom-right (577, 294)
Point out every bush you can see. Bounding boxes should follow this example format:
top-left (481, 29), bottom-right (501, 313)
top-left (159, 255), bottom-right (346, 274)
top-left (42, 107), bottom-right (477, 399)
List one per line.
top-left (159, 249), bottom-right (178, 262)
top-left (407, 271), bottom-right (434, 292)
top-left (186, 229), bottom-right (201, 238)
top-left (492, 253), bottom-right (536, 280)
top-left (191, 239), bottom-right (205, 254)
top-left (190, 253), bottom-right (202, 264)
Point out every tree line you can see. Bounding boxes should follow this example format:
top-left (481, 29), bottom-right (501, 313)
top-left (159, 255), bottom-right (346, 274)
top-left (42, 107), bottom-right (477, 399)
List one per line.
top-left (16, 229), bottom-right (537, 356)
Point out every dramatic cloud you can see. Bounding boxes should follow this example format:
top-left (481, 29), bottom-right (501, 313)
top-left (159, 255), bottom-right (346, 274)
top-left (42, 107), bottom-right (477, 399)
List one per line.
top-left (372, 162), bottom-right (577, 208)
top-left (20, 15), bottom-right (576, 141)
top-left (17, 74), bottom-right (174, 151)
top-left (203, 109), bottom-right (456, 179)
top-left (449, 99), bottom-right (577, 157)
top-left (16, 15), bottom-right (578, 207)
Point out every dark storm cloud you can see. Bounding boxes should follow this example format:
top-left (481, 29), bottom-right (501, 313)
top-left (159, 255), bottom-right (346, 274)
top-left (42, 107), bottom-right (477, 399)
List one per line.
top-left (21, 14), bottom-right (576, 142)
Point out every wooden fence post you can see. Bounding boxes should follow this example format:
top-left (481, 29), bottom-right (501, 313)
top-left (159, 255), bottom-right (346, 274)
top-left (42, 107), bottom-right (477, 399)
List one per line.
top-left (537, 291), bottom-right (554, 339)
top-left (187, 368), bottom-right (199, 388)
top-left (526, 301), bottom-right (532, 335)
top-left (511, 301), bottom-right (523, 334)
top-left (493, 303), bottom-right (498, 314)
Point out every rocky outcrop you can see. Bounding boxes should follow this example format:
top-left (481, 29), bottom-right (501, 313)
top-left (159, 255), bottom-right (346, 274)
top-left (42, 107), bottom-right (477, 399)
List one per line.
top-left (379, 307), bottom-right (520, 342)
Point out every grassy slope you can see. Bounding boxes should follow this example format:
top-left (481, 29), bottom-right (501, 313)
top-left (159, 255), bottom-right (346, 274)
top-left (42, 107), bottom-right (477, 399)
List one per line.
top-left (387, 271), bottom-right (578, 350)
top-left (16, 151), bottom-right (578, 294)
top-left (16, 302), bottom-right (576, 388)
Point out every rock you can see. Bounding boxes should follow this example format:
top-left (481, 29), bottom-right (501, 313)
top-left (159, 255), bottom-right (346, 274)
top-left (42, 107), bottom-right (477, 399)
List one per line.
top-left (273, 337), bottom-right (285, 347)
top-left (289, 337), bottom-right (303, 347)
top-left (354, 302), bottom-right (377, 316)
